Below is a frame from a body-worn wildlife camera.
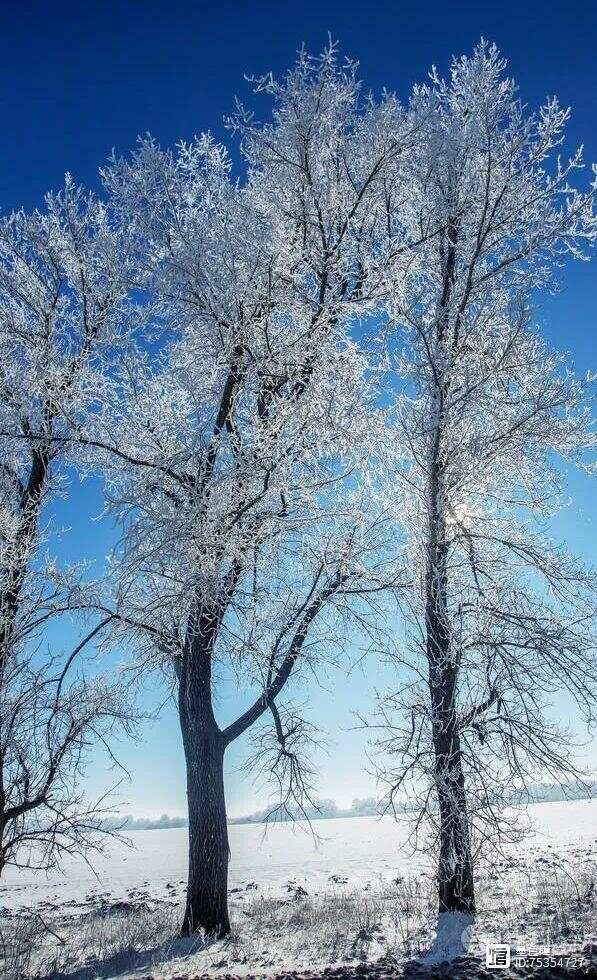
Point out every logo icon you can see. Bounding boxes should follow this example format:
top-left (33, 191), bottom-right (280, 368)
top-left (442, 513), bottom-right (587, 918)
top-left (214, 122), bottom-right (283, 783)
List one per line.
top-left (485, 944), bottom-right (511, 969)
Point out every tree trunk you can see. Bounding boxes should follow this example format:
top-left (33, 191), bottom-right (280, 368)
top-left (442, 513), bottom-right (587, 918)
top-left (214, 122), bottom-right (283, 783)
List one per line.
top-left (432, 699), bottom-right (475, 913)
top-left (0, 445), bottom-right (49, 686)
top-left (178, 633), bottom-right (230, 938)
top-left (180, 730), bottom-right (230, 937)
top-left (426, 540), bottom-right (475, 914)
top-left (425, 376), bottom-right (475, 915)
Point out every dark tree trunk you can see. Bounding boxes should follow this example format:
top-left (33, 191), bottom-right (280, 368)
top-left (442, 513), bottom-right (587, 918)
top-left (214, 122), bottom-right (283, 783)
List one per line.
top-left (178, 630), bottom-right (231, 938)
top-left (0, 445), bottom-right (49, 685)
top-left (426, 544), bottom-right (475, 914)
top-left (427, 581), bottom-right (476, 913)
top-left (432, 702), bottom-right (475, 913)
top-left (0, 818), bottom-right (5, 881)
top-left (180, 729), bottom-right (230, 937)
top-left (174, 560), bottom-right (342, 936)
top-left (426, 378), bottom-right (475, 916)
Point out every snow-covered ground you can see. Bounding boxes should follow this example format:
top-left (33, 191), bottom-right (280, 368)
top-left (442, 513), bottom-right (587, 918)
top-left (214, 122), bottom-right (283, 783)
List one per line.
top-left (5, 799), bottom-right (596, 912)
top-left (3, 811), bottom-right (426, 913)
top-left (2, 800), bottom-right (596, 978)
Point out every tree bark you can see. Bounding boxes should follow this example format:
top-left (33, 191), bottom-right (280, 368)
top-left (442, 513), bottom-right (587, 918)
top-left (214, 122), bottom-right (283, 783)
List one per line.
top-left (431, 682), bottom-right (475, 914)
top-left (0, 444), bottom-right (49, 684)
top-left (178, 630), bottom-right (231, 938)
top-left (425, 369), bottom-right (475, 915)
top-left (426, 533), bottom-right (475, 914)
top-left (176, 576), bottom-right (342, 937)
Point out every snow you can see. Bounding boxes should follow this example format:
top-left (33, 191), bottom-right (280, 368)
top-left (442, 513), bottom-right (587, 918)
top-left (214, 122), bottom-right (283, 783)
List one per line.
top-left (2, 800), bottom-right (596, 979)
top-left (421, 911), bottom-right (475, 963)
top-left (3, 798), bottom-right (596, 913)
top-left (2, 812), bottom-right (418, 912)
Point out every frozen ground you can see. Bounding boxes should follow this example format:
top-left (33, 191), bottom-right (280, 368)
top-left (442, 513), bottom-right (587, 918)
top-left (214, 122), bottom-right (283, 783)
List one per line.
top-left (2, 811), bottom-right (428, 913)
top-left (1, 800), bottom-right (596, 979)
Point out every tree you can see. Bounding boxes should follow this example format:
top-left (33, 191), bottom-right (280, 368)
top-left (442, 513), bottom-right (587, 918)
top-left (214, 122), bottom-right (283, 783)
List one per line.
top-left (373, 43), bottom-right (597, 916)
top-left (0, 619), bottom-right (134, 877)
top-left (97, 46), bottom-right (410, 938)
top-left (0, 182), bottom-right (134, 877)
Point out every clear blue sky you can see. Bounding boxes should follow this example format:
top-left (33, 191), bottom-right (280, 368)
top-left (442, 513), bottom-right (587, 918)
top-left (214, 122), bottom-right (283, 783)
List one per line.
top-left (3, 0), bottom-right (595, 817)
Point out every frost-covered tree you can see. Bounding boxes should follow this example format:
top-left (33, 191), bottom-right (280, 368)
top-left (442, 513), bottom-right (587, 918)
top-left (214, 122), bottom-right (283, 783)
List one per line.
top-left (98, 47), bottom-right (411, 938)
top-left (374, 43), bottom-right (597, 915)
top-left (0, 183), bottom-right (134, 876)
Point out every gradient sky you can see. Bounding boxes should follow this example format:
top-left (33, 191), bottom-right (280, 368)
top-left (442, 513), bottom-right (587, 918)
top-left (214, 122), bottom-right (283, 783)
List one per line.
top-left (2, 0), bottom-right (596, 818)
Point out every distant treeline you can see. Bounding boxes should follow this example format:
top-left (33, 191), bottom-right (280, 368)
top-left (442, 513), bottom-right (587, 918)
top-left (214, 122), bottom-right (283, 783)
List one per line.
top-left (230, 797), bottom-right (380, 824)
top-left (102, 813), bottom-right (189, 831)
top-left (103, 782), bottom-right (597, 831)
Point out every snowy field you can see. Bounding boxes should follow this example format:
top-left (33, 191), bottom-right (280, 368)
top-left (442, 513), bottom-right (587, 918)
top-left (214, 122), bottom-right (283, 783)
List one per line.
top-left (3, 799), bottom-right (596, 912)
top-left (3, 811), bottom-right (428, 912)
top-left (2, 800), bottom-right (596, 978)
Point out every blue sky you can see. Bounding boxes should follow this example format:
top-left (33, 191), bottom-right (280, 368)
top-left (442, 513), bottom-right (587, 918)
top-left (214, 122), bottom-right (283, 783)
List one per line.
top-left (3, 0), bottom-right (596, 818)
